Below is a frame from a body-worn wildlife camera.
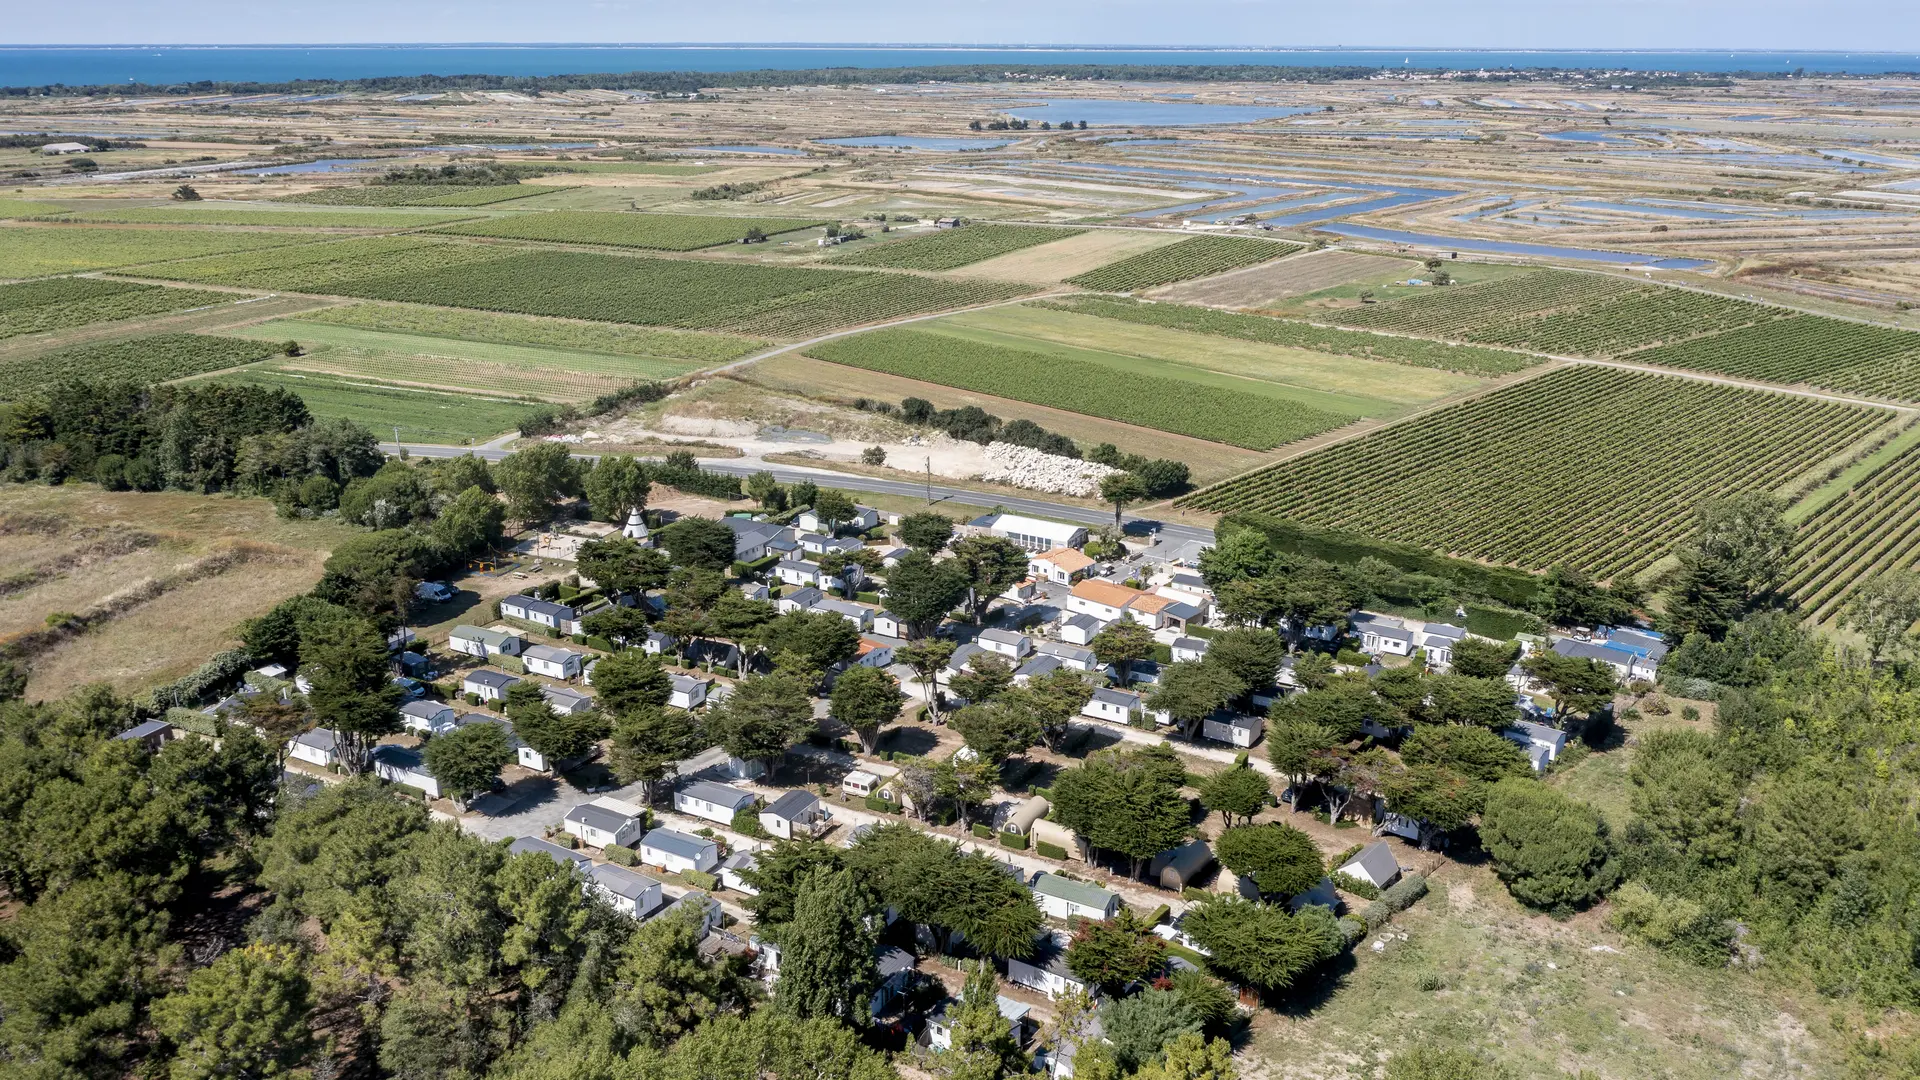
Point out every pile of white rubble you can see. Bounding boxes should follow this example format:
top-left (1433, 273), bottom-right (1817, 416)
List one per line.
top-left (978, 442), bottom-right (1126, 497)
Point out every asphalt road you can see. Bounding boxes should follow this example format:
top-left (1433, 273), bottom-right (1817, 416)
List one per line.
top-left (401, 442), bottom-right (1216, 550)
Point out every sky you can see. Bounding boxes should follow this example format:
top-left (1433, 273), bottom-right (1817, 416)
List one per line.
top-left (4, 0), bottom-right (1914, 51)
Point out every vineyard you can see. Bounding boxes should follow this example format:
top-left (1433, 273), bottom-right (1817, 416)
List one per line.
top-left (278, 185), bottom-right (556, 207)
top-left (833, 225), bottom-right (1084, 271)
top-left (1180, 366), bottom-right (1889, 578)
top-left (292, 302), bottom-right (763, 364)
top-left (1323, 269), bottom-right (1789, 357)
top-left (140, 236), bottom-right (519, 292)
top-left (0, 333), bottom-right (281, 399)
top-left (0, 226), bottom-right (320, 279)
top-left (805, 328), bottom-right (1353, 450)
top-left (1783, 441), bottom-right (1920, 623)
top-left (429, 210), bottom-right (824, 251)
top-left (1040, 296), bottom-right (1540, 376)
top-left (1622, 315), bottom-right (1920, 401)
top-left (1065, 235), bottom-right (1298, 292)
top-left (41, 206), bottom-right (482, 230)
top-left (0, 278), bottom-right (234, 340)
top-left (719, 274), bottom-right (1030, 338)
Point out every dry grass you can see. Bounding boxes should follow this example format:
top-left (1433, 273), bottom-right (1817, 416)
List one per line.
top-left (0, 486), bottom-right (362, 701)
top-left (954, 228), bottom-right (1186, 283)
top-left (1153, 249), bottom-right (1417, 308)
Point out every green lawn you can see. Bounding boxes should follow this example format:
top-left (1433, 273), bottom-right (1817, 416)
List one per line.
top-left (290, 301), bottom-right (764, 364)
top-left (211, 368), bottom-right (540, 443)
top-left (0, 225), bottom-right (322, 279)
top-left (46, 205), bottom-right (487, 229)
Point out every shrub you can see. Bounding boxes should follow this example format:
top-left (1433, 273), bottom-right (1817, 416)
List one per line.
top-left (1607, 881), bottom-right (1732, 966)
top-left (1380, 873), bottom-right (1429, 913)
top-left (604, 843), bottom-right (637, 866)
top-left (1331, 871), bottom-right (1381, 900)
top-left (1336, 916), bottom-right (1368, 945)
top-left (971, 822), bottom-right (994, 839)
top-left (559, 833), bottom-right (580, 849)
top-left (1361, 901), bottom-right (1392, 930)
top-left (1333, 843), bottom-right (1366, 867)
top-left (584, 635), bottom-right (615, 652)
top-left (1037, 840), bottom-right (1069, 860)
top-left (685, 870), bottom-right (718, 891)
top-left (465, 692), bottom-right (482, 706)
top-left (865, 794), bottom-right (901, 814)
top-left (731, 806), bottom-right (768, 839)
top-left (999, 831), bottom-right (1029, 850)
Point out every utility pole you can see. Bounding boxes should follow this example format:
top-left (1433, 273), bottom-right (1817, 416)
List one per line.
top-left (393, 424), bottom-right (403, 457)
top-left (925, 456), bottom-right (932, 504)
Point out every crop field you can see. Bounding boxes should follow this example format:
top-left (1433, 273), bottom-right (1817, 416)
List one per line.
top-left (546, 162), bottom-right (719, 175)
top-left (0, 199), bottom-right (67, 220)
top-left (212, 368), bottom-right (540, 443)
top-left (1622, 315), bottom-right (1920, 401)
top-left (1065, 235), bottom-right (1299, 292)
top-left (1324, 269), bottom-right (1788, 356)
top-left (1154, 249), bottom-right (1415, 307)
top-left (428, 210), bottom-right (824, 251)
top-left (43, 205), bottom-right (484, 229)
top-left (0, 225), bottom-right (321, 279)
top-left (1182, 366), bottom-right (1889, 578)
top-left (301, 250), bottom-right (1027, 336)
top-left (1042, 296), bottom-right (1540, 375)
top-left (955, 229), bottom-right (1185, 283)
top-left (833, 224), bottom-right (1084, 271)
top-left (1782, 440), bottom-right (1920, 622)
top-left (941, 306), bottom-right (1480, 411)
top-left (0, 332), bottom-right (281, 399)
top-left (291, 302), bottom-right (763, 364)
top-left (139, 235), bottom-right (519, 292)
top-left (0, 278), bottom-right (236, 340)
top-left (240, 320), bottom-right (709, 402)
top-left (278, 184), bottom-right (555, 207)
top-left (805, 327), bottom-right (1353, 450)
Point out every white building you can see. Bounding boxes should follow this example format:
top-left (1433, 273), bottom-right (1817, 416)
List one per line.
top-left (590, 863), bottom-right (665, 919)
top-left (399, 700), bottom-right (458, 736)
top-left (463, 669), bottom-right (521, 703)
top-left (287, 728), bottom-right (340, 768)
top-left (1031, 873), bottom-right (1121, 922)
top-left (371, 744), bottom-right (441, 798)
top-left (640, 827), bottom-right (720, 875)
top-left (1201, 713), bottom-right (1264, 749)
top-left (1029, 546), bottom-right (1096, 585)
top-left (449, 624), bottom-right (525, 659)
top-left (970, 513), bottom-right (1088, 553)
top-left (522, 644), bottom-right (584, 681)
top-left (564, 796), bottom-right (647, 849)
top-left (500, 595), bottom-right (583, 635)
top-left (669, 673), bottom-right (711, 710)
top-left (674, 781), bottom-right (757, 825)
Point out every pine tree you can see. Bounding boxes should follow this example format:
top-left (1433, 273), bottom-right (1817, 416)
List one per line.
top-left (773, 868), bottom-right (880, 1029)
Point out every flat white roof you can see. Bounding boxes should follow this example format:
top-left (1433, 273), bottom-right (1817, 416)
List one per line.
top-left (984, 513), bottom-right (1086, 543)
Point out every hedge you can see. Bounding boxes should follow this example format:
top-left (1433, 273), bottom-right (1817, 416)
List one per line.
top-left (685, 869), bottom-right (718, 891)
top-left (1331, 871), bottom-right (1381, 900)
top-left (604, 843), bottom-right (637, 866)
top-left (584, 634), bottom-right (615, 652)
top-left (1361, 901), bottom-right (1392, 930)
top-left (999, 831), bottom-right (1029, 850)
top-left (971, 823), bottom-right (994, 839)
top-left (1036, 840), bottom-right (1069, 860)
top-left (731, 806), bottom-right (769, 838)
top-left (1337, 916), bottom-right (1368, 945)
top-left (1465, 603), bottom-right (1544, 641)
top-left (1220, 511), bottom-right (1540, 608)
top-left (495, 655), bottom-right (526, 674)
top-left (864, 794), bottom-right (901, 814)
top-left (1380, 873), bottom-right (1428, 912)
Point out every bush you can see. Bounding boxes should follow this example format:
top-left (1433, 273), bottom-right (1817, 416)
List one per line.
top-left (584, 635), bottom-right (615, 652)
top-left (1037, 840), bottom-right (1069, 860)
top-left (559, 833), bottom-right (581, 849)
top-left (685, 870), bottom-right (718, 891)
top-left (1607, 882), bottom-right (1732, 966)
top-left (971, 822), bottom-right (994, 839)
top-left (604, 843), bottom-right (637, 866)
top-left (1333, 842), bottom-right (1366, 867)
top-left (865, 794), bottom-right (901, 814)
top-left (1336, 916), bottom-right (1368, 945)
top-left (731, 806), bottom-right (769, 838)
top-left (1464, 603), bottom-right (1544, 641)
top-left (464, 692), bottom-right (482, 706)
top-left (1380, 873), bottom-right (1429, 913)
top-left (1361, 901), bottom-right (1392, 930)
top-left (999, 831), bottom-right (1029, 850)
top-left (1331, 871), bottom-right (1381, 900)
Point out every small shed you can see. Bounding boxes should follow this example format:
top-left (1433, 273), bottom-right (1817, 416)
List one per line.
top-left (1149, 839), bottom-right (1215, 892)
top-left (1336, 841), bottom-right (1402, 890)
top-left (1031, 818), bottom-right (1081, 860)
top-left (1004, 796), bottom-right (1050, 837)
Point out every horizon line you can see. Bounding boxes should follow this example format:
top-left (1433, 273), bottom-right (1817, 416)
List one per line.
top-left (0, 43), bottom-right (1909, 55)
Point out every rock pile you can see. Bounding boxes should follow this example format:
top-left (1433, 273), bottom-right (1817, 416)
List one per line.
top-left (979, 442), bottom-right (1125, 497)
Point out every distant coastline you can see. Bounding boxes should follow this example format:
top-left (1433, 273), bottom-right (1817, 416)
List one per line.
top-left (2, 44), bottom-right (1916, 92)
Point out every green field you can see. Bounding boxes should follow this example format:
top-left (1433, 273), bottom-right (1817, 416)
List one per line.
top-left (833, 224), bottom-right (1084, 271)
top-left (45, 205), bottom-right (485, 229)
top-left (1037, 296), bottom-right (1540, 376)
top-left (1183, 366), bottom-right (1890, 578)
top-left (1066, 234), bottom-right (1299, 292)
top-left (0, 333), bottom-right (281, 399)
top-left (940, 306), bottom-right (1479, 412)
top-left (0, 225), bottom-right (322, 279)
top-left (805, 327), bottom-right (1354, 450)
top-left (212, 368), bottom-right (540, 443)
top-left (429, 209), bottom-right (824, 250)
top-left (239, 320), bottom-right (712, 402)
top-left (0, 278), bottom-right (237, 340)
top-left (1783, 439), bottom-right (1920, 622)
top-left (292, 302), bottom-right (763, 364)
top-left (277, 184), bottom-right (556, 207)
top-left (0, 199), bottom-right (67, 220)
top-left (140, 236), bottom-right (519, 292)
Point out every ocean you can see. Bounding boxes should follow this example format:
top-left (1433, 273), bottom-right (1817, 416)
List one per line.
top-left (2, 45), bottom-right (1917, 88)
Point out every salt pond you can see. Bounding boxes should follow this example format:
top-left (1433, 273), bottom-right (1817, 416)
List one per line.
top-left (1317, 224), bottom-right (1713, 270)
top-left (993, 98), bottom-right (1312, 127)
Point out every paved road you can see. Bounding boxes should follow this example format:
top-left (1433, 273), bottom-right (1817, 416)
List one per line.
top-left (401, 442), bottom-right (1216, 549)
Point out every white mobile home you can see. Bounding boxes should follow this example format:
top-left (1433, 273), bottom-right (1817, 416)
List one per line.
top-left (674, 781), bottom-right (757, 825)
top-left (564, 796), bottom-right (647, 849)
top-left (640, 828), bottom-right (720, 875)
top-left (1031, 873), bottom-right (1121, 922)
